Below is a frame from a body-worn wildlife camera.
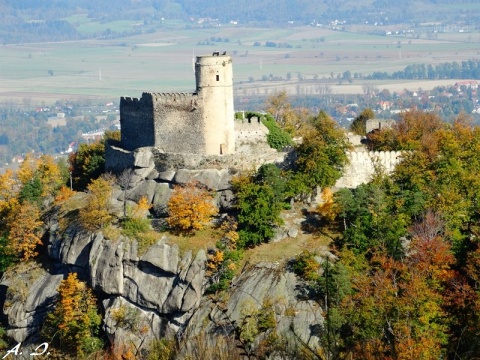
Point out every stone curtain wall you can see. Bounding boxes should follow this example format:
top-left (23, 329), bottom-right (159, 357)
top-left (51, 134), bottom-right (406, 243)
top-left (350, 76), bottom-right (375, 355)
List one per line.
top-left (335, 150), bottom-right (404, 188)
top-left (151, 92), bottom-right (206, 154)
top-left (120, 95), bottom-right (156, 151)
top-left (234, 118), bottom-right (270, 153)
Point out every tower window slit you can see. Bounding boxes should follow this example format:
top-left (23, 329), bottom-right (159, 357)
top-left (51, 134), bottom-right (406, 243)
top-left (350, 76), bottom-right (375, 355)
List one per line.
top-left (216, 75), bottom-right (220, 81)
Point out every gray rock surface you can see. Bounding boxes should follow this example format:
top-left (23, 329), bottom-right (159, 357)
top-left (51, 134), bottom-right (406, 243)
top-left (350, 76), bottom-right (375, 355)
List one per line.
top-left (1, 268), bottom-right (63, 342)
top-left (184, 262), bottom-right (324, 354)
top-left (103, 296), bottom-right (168, 358)
top-left (126, 179), bottom-right (158, 203)
top-left (152, 183), bottom-right (172, 216)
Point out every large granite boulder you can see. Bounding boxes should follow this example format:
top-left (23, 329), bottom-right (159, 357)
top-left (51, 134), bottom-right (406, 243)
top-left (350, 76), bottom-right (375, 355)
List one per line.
top-left (1, 267), bottom-right (63, 343)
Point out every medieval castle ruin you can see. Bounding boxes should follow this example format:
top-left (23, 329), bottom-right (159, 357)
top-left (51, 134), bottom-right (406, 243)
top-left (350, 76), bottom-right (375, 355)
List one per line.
top-left (119, 54), bottom-right (235, 155)
top-left (106, 53), bottom-right (403, 195)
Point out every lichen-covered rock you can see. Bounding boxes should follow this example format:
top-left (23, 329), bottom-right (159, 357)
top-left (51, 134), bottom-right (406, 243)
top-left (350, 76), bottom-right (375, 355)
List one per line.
top-left (172, 169), bottom-right (230, 191)
top-left (1, 267), bottom-right (63, 343)
top-left (152, 183), bottom-right (172, 216)
top-left (157, 170), bottom-right (176, 182)
top-left (126, 179), bottom-right (157, 203)
top-left (141, 238), bottom-right (179, 274)
top-left (133, 147), bottom-right (154, 169)
top-left (183, 262), bottom-right (324, 354)
top-left (89, 236), bottom-right (126, 295)
top-left (103, 296), bottom-right (168, 358)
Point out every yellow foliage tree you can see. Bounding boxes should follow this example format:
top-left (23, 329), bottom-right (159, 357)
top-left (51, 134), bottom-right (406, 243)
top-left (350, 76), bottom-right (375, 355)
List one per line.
top-left (316, 187), bottom-right (337, 221)
top-left (54, 185), bottom-right (75, 205)
top-left (206, 249), bottom-right (224, 276)
top-left (0, 169), bottom-right (19, 228)
top-left (36, 155), bottom-right (64, 197)
top-left (79, 176), bottom-right (114, 231)
top-left (167, 181), bottom-right (218, 234)
top-left (131, 195), bottom-right (152, 218)
top-left (16, 153), bottom-right (38, 186)
top-left (44, 272), bottom-right (101, 356)
top-left (7, 201), bottom-right (43, 260)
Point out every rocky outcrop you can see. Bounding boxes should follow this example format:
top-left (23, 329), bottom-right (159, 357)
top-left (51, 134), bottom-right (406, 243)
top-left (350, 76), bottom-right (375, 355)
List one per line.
top-left (184, 262), bottom-right (323, 354)
top-left (1, 266), bottom-right (63, 342)
top-left (0, 211), bottom-right (324, 356)
top-left (105, 143), bottom-right (289, 214)
top-left (1, 221), bottom-right (210, 351)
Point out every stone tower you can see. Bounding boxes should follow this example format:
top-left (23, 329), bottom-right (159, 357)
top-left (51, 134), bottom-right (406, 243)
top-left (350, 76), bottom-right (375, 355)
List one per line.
top-left (118, 53), bottom-right (235, 156)
top-left (195, 54), bottom-right (235, 155)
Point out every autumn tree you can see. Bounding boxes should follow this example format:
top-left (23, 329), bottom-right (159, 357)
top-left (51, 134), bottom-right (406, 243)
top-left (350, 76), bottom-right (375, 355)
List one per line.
top-left (36, 154), bottom-right (65, 197)
top-left (79, 175), bottom-right (114, 231)
top-left (368, 108), bottom-right (444, 153)
top-left (0, 169), bottom-right (19, 229)
top-left (16, 154), bottom-right (66, 204)
top-left (264, 90), bottom-right (311, 136)
top-left (167, 181), bottom-right (218, 234)
top-left (265, 90), bottom-right (292, 125)
top-left (43, 272), bottom-right (102, 357)
top-left (7, 201), bottom-right (43, 261)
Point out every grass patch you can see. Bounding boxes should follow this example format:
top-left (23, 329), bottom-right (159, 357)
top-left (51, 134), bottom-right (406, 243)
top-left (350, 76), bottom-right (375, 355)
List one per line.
top-left (103, 225), bottom-right (122, 241)
top-left (239, 233), bottom-right (331, 269)
top-left (136, 230), bottom-right (162, 256)
top-left (164, 225), bottom-right (221, 255)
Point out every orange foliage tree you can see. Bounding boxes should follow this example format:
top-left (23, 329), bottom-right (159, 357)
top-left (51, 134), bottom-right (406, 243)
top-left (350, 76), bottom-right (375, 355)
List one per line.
top-left (7, 201), bottom-right (43, 261)
top-left (167, 181), bottom-right (218, 234)
top-left (44, 273), bottom-right (102, 357)
top-left (339, 212), bottom-right (455, 359)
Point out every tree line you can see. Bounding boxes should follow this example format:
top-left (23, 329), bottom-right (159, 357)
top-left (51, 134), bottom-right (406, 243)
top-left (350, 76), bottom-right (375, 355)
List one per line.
top-left (366, 59), bottom-right (480, 80)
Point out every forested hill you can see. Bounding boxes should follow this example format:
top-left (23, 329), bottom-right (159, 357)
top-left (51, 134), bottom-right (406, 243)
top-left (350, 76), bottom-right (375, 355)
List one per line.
top-left (1, 0), bottom-right (479, 43)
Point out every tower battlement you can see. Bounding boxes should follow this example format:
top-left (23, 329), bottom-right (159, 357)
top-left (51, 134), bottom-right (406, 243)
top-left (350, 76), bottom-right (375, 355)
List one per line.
top-left (119, 54), bottom-right (235, 155)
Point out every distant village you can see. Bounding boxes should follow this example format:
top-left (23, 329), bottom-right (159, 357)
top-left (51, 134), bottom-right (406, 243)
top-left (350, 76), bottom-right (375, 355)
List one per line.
top-left (2, 78), bottom-right (479, 171)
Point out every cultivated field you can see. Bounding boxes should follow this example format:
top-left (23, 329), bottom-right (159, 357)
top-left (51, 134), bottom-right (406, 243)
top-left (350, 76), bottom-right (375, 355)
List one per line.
top-left (1, 24), bottom-right (479, 105)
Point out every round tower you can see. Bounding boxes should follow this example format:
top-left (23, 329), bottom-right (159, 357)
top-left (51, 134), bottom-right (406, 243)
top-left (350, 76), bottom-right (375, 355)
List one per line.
top-left (195, 54), bottom-right (235, 155)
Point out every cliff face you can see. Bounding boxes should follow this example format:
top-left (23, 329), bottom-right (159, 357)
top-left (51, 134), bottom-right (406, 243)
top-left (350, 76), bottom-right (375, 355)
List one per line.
top-left (0, 211), bottom-right (323, 357)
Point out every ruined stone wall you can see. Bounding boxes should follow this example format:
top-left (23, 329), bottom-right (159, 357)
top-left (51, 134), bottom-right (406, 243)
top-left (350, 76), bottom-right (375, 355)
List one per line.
top-left (366, 119), bottom-right (395, 134)
top-left (234, 119), bottom-right (270, 153)
top-left (119, 55), bottom-right (235, 156)
top-left (151, 92), bottom-right (206, 153)
top-left (335, 150), bottom-right (404, 188)
top-left (120, 95), bottom-right (155, 151)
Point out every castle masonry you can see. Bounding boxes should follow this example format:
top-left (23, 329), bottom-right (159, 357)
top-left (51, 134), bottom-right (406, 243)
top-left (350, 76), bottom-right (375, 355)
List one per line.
top-left (120, 54), bottom-right (235, 155)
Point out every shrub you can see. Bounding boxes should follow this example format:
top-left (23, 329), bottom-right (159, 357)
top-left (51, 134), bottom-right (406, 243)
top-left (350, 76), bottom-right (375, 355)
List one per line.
top-left (122, 217), bottom-right (151, 238)
top-left (291, 251), bottom-right (321, 281)
top-left (261, 114), bottom-right (292, 150)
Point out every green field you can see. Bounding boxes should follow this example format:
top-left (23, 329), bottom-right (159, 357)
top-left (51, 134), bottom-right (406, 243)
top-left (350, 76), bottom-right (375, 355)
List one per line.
top-left (1, 25), bottom-right (479, 105)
